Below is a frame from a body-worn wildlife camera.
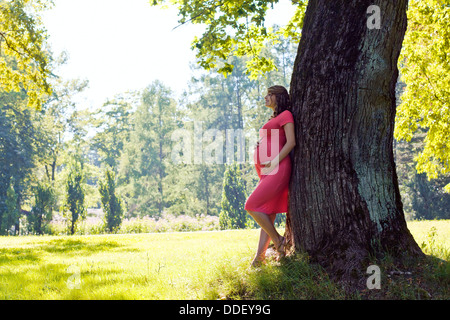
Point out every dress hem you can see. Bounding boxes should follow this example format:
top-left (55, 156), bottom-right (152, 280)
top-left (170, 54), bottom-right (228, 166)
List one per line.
top-left (244, 206), bottom-right (286, 215)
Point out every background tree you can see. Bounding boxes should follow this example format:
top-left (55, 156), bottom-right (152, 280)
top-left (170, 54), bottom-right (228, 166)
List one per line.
top-left (0, 90), bottom-right (40, 232)
top-left (99, 168), bottom-right (123, 232)
top-left (118, 81), bottom-right (179, 217)
top-left (219, 163), bottom-right (251, 229)
top-left (394, 0), bottom-right (450, 193)
top-left (1, 177), bottom-right (19, 235)
top-left (0, 0), bottom-right (53, 109)
top-left (410, 173), bottom-right (450, 220)
top-left (65, 163), bottom-right (86, 235)
top-left (395, 127), bottom-right (450, 220)
top-left (38, 73), bottom-right (89, 183)
top-left (90, 93), bottom-right (134, 172)
top-left (28, 180), bottom-right (54, 234)
top-left (62, 102), bottom-right (103, 210)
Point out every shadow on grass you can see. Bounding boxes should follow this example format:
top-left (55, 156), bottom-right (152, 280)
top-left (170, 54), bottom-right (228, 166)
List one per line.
top-left (247, 253), bottom-right (348, 299)
top-left (0, 238), bottom-right (141, 299)
top-left (0, 249), bottom-right (40, 265)
top-left (360, 252), bottom-right (450, 300)
top-left (0, 259), bottom-right (132, 299)
top-left (43, 238), bottom-right (122, 255)
top-left (210, 251), bottom-right (347, 300)
top-left (0, 238), bottom-right (128, 266)
top-left (213, 250), bottom-right (450, 300)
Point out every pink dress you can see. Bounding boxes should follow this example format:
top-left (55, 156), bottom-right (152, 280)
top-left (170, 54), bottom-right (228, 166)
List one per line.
top-left (244, 110), bottom-right (294, 215)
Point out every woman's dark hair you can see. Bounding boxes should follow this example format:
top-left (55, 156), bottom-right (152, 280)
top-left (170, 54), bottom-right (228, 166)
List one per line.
top-left (268, 85), bottom-right (291, 120)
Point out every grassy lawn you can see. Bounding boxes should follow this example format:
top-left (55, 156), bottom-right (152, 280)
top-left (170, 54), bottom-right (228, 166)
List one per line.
top-left (0, 220), bottom-right (448, 300)
top-left (0, 230), bottom-right (259, 299)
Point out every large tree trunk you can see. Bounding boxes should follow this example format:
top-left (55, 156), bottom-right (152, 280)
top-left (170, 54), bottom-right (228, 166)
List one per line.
top-left (286, 0), bottom-right (423, 281)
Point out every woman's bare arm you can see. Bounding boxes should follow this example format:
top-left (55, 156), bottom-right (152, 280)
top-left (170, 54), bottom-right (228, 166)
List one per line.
top-left (276, 122), bottom-right (296, 164)
top-left (261, 122), bottom-right (296, 172)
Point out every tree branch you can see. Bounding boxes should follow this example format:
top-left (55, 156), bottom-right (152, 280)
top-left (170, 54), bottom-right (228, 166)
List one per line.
top-left (172, 0), bottom-right (229, 30)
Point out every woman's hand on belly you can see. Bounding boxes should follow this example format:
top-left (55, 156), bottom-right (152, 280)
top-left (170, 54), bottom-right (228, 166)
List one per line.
top-left (260, 157), bottom-right (279, 175)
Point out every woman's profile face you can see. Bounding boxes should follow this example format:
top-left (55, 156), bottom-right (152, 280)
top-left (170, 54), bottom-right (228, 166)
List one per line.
top-left (264, 92), bottom-right (277, 109)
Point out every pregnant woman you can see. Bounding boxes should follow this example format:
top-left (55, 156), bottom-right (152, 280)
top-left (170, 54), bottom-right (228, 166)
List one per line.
top-left (245, 85), bottom-right (296, 267)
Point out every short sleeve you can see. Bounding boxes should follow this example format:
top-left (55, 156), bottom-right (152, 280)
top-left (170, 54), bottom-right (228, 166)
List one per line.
top-left (279, 110), bottom-right (294, 127)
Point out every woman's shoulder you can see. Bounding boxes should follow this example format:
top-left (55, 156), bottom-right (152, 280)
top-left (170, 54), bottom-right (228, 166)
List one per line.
top-left (265, 110), bottom-right (293, 125)
top-left (280, 109), bottom-right (292, 116)
top-left (278, 109), bottom-right (294, 120)
top-left (275, 110), bottom-right (292, 118)
top-left (277, 109), bottom-right (294, 125)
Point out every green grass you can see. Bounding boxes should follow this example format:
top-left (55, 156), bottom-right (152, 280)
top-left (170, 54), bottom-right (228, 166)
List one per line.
top-left (407, 220), bottom-right (450, 251)
top-left (0, 220), bottom-right (449, 300)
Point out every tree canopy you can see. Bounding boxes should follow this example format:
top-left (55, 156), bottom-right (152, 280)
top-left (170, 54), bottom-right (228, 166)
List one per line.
top-left (152, 0), bottom-right (306, 78)
top-left (0, 0), bottom-right (53, 109)
top-left (395, 0), bottom-right (450, 192)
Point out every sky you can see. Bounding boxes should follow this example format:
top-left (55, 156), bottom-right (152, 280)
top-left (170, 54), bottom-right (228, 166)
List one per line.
top-left (40, 0), bottom-right (295, 110)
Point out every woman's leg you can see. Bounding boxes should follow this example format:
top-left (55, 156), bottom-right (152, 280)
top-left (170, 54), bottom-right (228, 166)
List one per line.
top-left (252, 213), bottom-right (277, 264)
top-left (247, 210), bottom-right (283, 250)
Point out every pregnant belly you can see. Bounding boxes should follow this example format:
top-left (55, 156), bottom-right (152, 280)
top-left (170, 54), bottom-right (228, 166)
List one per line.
top-left (254, 140), bottom-right (279, 165)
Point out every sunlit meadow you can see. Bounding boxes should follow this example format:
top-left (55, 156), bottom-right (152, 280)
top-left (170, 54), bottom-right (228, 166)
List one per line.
top-left (0, 220), bottom-right (448, 299)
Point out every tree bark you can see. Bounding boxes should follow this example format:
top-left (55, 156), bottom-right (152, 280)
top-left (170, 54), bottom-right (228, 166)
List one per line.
top-left (286, 0), bottom-right (423, 281)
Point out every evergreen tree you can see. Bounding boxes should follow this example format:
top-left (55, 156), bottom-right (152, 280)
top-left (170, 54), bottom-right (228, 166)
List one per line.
top-left (99, 168), bottom-right (123, 232)
top-left (1, 178), bottom-right (19, 235)
top-left (219, 163), bottom-right (250, 229)
top-left (28, 181), bottom-right (54, 235)
top-left (66, 164), bottom-right (86, 235)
